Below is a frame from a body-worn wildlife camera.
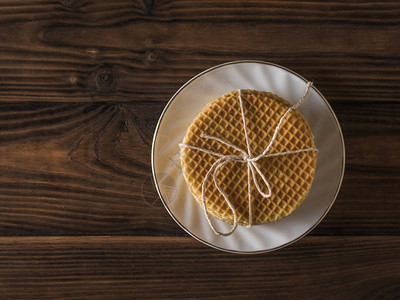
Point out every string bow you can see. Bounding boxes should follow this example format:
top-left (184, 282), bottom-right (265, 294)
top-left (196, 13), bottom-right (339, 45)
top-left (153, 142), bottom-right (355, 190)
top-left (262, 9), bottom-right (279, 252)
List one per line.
top-left (179, 82), bottom-right (318, 236)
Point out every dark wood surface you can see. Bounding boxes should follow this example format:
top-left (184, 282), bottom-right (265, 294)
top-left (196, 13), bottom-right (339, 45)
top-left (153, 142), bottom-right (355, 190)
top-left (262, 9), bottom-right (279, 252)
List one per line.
top-left (0, 1), bottom-right (399, 299)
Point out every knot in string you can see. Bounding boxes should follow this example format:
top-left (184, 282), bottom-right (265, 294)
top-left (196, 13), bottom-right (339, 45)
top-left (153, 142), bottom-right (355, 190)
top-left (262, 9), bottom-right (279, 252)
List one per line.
top-left (243, 155), bottom-right (252, 163)
top-left (179, 82), bottom-right (318, 236)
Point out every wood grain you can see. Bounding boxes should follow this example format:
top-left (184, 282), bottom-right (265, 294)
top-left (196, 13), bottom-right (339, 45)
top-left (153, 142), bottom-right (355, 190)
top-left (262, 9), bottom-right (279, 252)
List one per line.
top-left (0, 236), bottom-right (398, 299)
top-left (0, 0), bottom-right (398, 102)
top-left (0, 101), bottom-right (398, 236)
top-left (0, 1), bottom-right (399, 298)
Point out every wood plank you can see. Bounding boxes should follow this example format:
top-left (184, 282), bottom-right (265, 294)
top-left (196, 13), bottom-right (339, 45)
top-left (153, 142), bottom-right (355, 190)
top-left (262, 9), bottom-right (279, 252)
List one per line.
top-left (0, 102), bottom-right (398, 236)
top-left (0, 2), bottom-right (397, 299)
top-left (0, 236), bottom-right (398, 299)
top-left (0, 0), bottom-right (398, 102)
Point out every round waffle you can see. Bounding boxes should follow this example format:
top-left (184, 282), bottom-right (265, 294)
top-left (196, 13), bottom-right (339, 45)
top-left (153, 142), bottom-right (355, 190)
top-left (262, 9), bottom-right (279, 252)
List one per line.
top-left (180, 90), bottom-right (317, 226)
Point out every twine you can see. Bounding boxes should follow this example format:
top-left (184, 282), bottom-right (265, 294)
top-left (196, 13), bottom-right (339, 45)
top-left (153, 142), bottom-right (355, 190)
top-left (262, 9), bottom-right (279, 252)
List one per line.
top-left (179, 82), bottom-right (318, 236)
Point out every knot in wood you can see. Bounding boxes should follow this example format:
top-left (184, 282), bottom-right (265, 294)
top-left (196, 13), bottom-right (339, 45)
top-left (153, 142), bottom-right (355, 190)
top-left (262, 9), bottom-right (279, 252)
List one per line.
top-left (95, 66), bottom-right (115, 92)
top-left (140, 0), bottom-right (156, 15)
top-left (145, 50), bottom-right (159, 64)
top-left (62, 0), bottom-right (75, 9)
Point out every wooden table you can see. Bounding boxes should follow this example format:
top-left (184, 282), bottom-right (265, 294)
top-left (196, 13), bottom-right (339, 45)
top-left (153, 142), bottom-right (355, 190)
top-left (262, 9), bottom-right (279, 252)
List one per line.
top-left (0, 1), bottom-right (399, 299)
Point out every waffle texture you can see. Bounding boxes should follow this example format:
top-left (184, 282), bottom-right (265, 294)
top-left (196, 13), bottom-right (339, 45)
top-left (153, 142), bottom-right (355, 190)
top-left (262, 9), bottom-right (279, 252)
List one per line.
top-left (180, 90), bottom-right (317, 226)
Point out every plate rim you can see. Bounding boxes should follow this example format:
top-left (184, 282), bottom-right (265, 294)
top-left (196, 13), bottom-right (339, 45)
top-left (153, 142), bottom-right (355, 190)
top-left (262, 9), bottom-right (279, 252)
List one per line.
top-left (151, 60), bottom-right (346, 254)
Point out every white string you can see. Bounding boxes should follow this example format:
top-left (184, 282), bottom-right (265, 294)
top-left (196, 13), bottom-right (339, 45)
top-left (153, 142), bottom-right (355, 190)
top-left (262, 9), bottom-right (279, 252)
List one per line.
top-left (247, 163), bottom-right (253, 228)
top-left (260, 82), bottom-right (313, 157)
top-left (238, 89), bottom-right (254, 227)
top-left (201, 134), bottom-right (247, 155)
top-left (179, 82), bottom-right (318, 236)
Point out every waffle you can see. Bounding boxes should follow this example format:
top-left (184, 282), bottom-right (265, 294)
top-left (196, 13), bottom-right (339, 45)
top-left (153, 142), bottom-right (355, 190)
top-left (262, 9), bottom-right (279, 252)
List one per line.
top-left (180, 90), bottom-right (317, 226)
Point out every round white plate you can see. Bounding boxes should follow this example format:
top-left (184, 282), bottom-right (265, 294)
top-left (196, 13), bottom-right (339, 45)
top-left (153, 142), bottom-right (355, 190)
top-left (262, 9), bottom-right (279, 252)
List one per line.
top-left (152, 61), bottom-right (345, 254)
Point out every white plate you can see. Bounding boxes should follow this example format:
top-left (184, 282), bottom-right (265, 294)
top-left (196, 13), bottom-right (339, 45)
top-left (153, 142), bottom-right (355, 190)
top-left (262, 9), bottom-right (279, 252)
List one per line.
top-left (152, 61), bottom-right (345, 254)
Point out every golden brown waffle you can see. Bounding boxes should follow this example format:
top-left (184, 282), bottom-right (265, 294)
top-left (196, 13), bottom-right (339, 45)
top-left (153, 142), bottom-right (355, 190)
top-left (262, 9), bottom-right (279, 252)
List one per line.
top-left (180, 90), bottom-right (317, 226)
